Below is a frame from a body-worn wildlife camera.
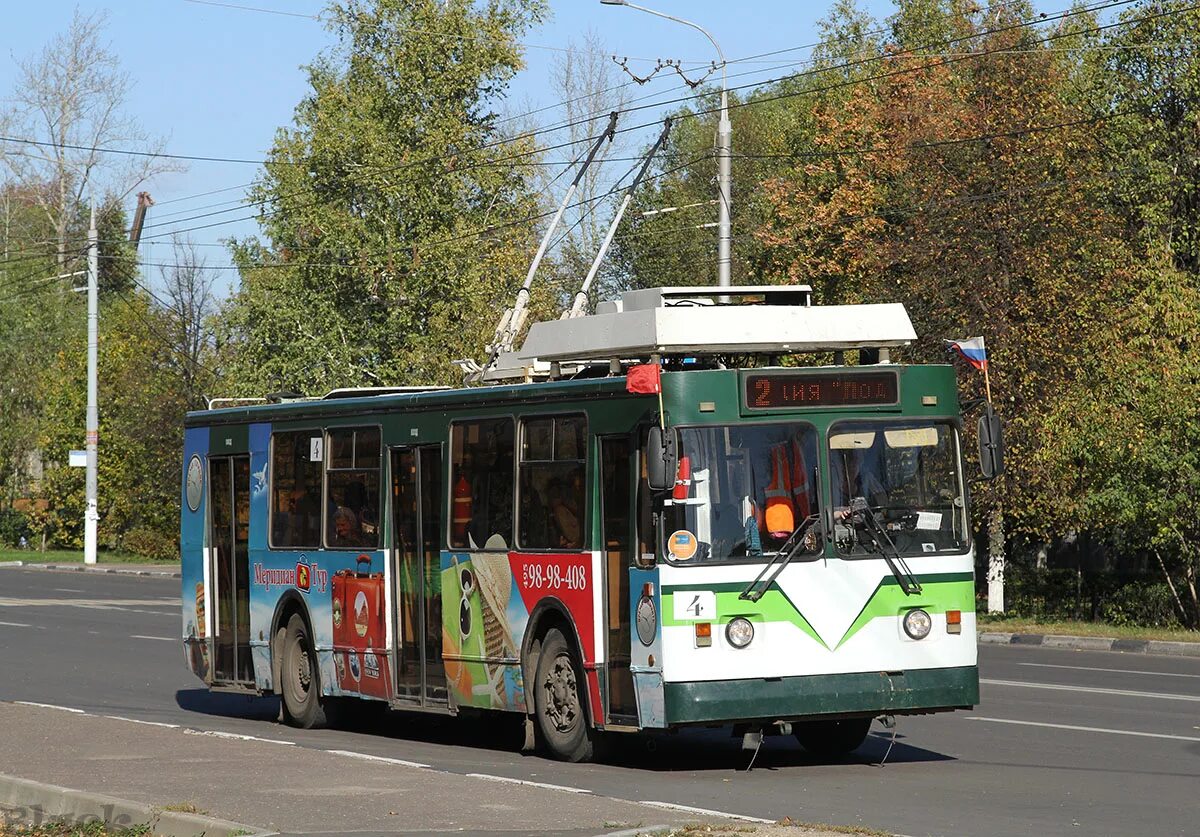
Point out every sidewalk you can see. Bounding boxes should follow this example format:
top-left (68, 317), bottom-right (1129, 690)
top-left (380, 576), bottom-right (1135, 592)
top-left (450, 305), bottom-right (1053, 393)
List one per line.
top-left (0, 702), bottom-right (741, 837)
top-left (0, 561), bottom-right (180, 578)
top-left (978, 630), bottom-right (1200, 657)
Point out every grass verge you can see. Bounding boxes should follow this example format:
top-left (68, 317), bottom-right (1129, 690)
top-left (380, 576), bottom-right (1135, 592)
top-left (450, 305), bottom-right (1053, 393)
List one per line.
top-left (657, 821), bottom-right (893, 837)
top-left (978, 615), bottom-right (1200, 643)
top-left (0, 823), bottom-right (151, 836)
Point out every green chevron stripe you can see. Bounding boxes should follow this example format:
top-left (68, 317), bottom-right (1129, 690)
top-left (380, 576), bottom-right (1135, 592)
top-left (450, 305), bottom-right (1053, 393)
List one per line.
top-left (662, 587), bottom-right (828, 649)
top-left (662, 572), bottom-right (975, 652)
top-left (834, 577), bottom-right (976, 649)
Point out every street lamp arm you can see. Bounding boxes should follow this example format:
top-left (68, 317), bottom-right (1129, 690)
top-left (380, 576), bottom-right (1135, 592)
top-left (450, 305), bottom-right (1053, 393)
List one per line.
top-left (618, 1), bottom-right (725, 69)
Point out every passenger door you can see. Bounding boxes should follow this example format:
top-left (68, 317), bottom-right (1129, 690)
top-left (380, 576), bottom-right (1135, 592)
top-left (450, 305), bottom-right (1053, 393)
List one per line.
top-left (600, 436), bottom-right (637, 723)
top-left (209, 454), bottom-right (253, 685)
top-left (390, 446), bottom-right (447, 706)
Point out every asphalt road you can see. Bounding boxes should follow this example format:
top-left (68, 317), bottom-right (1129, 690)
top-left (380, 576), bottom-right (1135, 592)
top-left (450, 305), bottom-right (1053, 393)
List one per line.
top-left (1, 566), bottom-right (1198, 837)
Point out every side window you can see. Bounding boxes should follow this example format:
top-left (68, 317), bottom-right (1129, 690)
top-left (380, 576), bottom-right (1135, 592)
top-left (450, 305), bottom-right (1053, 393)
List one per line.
top-left (450, 418), bottom-right (515, 550)
top-left (518, 415), bottom-right (588, 551)
top-left (270, 430), bottom-right (324, 549)
top-left (325, 426), bottom-right (381, 549)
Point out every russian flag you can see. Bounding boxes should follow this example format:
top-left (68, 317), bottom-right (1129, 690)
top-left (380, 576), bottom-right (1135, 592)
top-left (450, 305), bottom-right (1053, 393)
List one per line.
top-left (945, 337), bottom-right (987, 370)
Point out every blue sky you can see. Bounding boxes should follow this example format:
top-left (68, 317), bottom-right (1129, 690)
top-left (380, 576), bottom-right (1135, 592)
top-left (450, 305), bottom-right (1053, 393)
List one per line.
top-left (0, 0), bottom-right (897, 289)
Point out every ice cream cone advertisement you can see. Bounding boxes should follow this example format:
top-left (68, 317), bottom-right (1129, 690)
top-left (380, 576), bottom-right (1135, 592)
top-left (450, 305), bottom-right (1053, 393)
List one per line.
top-left (441, 549), bottom-right (595, 714)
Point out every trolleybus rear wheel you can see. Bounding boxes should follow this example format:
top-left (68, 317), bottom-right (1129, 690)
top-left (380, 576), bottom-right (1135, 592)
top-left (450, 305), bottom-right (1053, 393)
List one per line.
top-left (281, 613), bottom-right (327, 729)
top-left (794, 717), bottom-right (871, 758)
top-left (533, 628), bottom-right (593, 762)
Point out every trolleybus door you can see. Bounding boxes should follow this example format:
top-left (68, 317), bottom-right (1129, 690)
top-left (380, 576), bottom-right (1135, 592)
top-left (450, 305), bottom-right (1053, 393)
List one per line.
top-left (390, 446), bottom-right (447, 706)
top-left (208, 454), bottom-right (253, 685)
top-left (600, 436), bottom-right (637, 723)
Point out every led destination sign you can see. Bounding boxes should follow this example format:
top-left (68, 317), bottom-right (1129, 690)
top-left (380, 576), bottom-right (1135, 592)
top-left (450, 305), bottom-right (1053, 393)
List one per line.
top-left (745, 371), bottom-right (899, 409)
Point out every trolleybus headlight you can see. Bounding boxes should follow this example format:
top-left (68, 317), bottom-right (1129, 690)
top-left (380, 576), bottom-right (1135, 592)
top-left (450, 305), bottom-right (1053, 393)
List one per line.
top-left (726, 617), bottom-right (755, 649)
top-left (903, 608), bottom-right (932, 640)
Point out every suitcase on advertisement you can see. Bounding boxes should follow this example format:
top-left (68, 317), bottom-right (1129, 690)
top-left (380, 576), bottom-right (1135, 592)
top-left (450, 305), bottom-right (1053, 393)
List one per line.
top-left (332, 554), bottom-right (392, 700)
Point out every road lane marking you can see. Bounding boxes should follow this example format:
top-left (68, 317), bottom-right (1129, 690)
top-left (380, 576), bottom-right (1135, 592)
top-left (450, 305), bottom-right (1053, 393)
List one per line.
top-left (14, 701), bottom-right (85, 714)
top-left (130, 635), bottom-right (175, 642)
top-left (640, 801), bottom-right (775, 824)
top-left (327, 749), bottom-right (431, 769)
top-left (104, 715), bottom-right (180, 729)
top-left (0, 621), bottom-right (32, 628)
top-left (464, 773), bottom-right (591, 793)
top-left (0, 597), bottom-right (179, 610)
top-left (981, 678), bottom-right (1200, 702)
top-left (53, 588), bottom-right (85, 593)
top-left (182, 728), bottom-right (295, 746)
top-left (1018, 662), bottom-right (1200, 679)
top-left (966, 716), bottom-right (1200, 743)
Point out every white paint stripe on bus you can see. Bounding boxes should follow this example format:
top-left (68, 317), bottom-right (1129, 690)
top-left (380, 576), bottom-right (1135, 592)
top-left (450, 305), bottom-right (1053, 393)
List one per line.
top-left (640, 800), bottom-right (775, 824)
top-left (1018, 662), bottom-right (1200, 679)
top-left (183, 728), bottom-right (295, 746)
top-left (130, 634), bottom-right (175, 642)
top-left (980, 678), bottom-right (1200, 702)
top-left (14, 701), bottom-right (86, 714)
top-left (464, 773), bottom-right (591, 794)
top-left (327, 749), bottom-right (430, 769)
top-left (965, 716), bottom-right (1200, 743)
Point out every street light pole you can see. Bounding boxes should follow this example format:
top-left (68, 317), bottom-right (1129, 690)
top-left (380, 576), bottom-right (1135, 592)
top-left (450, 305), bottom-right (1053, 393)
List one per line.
top-left (601, 0), bottom-right (731, 287)
top-left (84, 201), bottom-right (98, 565)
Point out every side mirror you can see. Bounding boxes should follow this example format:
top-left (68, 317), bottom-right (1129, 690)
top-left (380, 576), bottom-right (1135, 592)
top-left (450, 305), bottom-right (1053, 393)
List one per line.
top-left (978, 410), bottom-right (1004, 480)
top-left (646, 426), bottom-right (676, 492)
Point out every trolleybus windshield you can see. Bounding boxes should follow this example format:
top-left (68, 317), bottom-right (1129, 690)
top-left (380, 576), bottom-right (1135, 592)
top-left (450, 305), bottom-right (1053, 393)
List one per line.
top-left (829, 420), bottom-right (967, 557)
top-left (661, 423), bottom-right (822, 563)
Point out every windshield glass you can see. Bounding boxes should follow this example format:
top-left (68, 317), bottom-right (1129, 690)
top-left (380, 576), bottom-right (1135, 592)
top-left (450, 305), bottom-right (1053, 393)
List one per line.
top-left (663, 424), bottom-right (821, 563)
top-left (828, 420), bottom-right (967, 556)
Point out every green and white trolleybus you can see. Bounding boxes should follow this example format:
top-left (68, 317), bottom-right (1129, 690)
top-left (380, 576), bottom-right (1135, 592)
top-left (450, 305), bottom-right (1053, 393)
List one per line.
top-left (180, 285), bottom-right (993, 762)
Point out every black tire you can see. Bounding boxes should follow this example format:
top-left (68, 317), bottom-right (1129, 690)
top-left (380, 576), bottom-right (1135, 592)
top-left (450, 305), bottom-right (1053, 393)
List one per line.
top-left (794, 717), bottom-right (872, 758)
top-left (533, 628), bottom-right (594, 762)
top-left (280, 613), bottom-right (327, 729)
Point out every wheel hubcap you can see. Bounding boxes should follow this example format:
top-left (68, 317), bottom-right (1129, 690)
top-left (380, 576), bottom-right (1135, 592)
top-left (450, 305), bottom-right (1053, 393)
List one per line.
top-left (294, 643), bottom-right (311, 694)
top-left (542, 654), bottom-right (579, 733)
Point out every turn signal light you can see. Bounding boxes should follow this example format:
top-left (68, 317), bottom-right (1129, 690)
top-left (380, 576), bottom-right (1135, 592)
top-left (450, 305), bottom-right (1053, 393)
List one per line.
top-left (946, 610), bottom-right (962, 634)
top-left (695, 622), bottom-right (712, 647)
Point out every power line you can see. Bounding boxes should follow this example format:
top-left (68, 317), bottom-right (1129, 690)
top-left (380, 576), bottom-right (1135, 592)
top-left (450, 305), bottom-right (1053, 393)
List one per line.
top-left (0, 0), bottom-right (1178, 267)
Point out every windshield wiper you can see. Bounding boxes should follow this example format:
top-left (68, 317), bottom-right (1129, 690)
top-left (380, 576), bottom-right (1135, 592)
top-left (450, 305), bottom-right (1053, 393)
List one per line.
top-left (739, 513), bottom-right (819, 602)
top-left (847, 498), bottom-right (922, 595)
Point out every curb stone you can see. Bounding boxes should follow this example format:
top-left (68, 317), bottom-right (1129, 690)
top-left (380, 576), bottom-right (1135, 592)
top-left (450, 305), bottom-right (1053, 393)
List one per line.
top-left (0, 772), bottom-right (272, 837)
top-left (0, 562), bottom-right (180, 578)
top-left (599, 828), bottom-right (673, 837)
top-left (978, 630), bottom-right (1200, 657)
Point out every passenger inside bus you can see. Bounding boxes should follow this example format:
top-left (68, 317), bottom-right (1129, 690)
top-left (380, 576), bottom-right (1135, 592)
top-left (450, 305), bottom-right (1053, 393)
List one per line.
top-left (329, 506), bottom-right (371, 548)
top-left (665, 424), bottom-right (820, 561)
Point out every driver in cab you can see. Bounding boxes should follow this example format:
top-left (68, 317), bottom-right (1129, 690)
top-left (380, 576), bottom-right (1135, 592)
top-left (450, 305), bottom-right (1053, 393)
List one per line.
top-left (832, 448), bottom-right (888, 521)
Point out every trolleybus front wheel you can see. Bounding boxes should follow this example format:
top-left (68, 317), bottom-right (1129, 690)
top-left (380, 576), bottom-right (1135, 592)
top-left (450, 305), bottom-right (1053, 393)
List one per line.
top-left (794, 717), bottom-right (871, 758)
top-left (280, 613), bottom-right (327, 729)
top-left (533, 628), bottom-right (594, 762)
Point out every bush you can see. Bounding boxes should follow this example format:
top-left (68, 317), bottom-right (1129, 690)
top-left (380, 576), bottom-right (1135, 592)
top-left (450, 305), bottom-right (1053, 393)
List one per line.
top-left (0, 508), bottom-right (32, 547)
top-left (1098, 582), bottom-right (1183, 629)
top-left (121, 526), bottom-right (179, 561)
top-left (983, 559), bottom-right (1186, 629)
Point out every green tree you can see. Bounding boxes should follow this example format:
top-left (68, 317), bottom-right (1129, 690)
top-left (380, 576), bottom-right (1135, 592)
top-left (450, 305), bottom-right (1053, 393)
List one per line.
top-left (1098, 1), bottom-right (1200, 273)
top-left (1036, 265), bottom-right (1200, 627)
top-left (220, 0), bottom-right (548, 394)
top-left (35, 291), bottom-right (187, 555)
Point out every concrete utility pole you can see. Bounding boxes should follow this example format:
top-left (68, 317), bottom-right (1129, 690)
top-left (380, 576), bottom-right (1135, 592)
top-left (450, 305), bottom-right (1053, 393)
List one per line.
top-left (84, 202), bottom-right (98, 565)
top-left (601, 0), bottom-right (732, 286)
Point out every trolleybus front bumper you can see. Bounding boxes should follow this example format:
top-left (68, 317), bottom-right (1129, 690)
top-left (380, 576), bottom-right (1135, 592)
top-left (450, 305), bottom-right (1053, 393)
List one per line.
top-left (663, 665), bottom-right (978, 725)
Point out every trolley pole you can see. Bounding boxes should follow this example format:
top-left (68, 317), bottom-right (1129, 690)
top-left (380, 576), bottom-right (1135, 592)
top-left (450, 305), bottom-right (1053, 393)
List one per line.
top-left (84, 201), bottom-right (98, 565)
